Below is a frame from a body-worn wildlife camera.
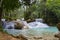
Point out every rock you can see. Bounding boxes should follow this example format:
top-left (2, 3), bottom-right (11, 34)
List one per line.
top-left (15, 34), bottom-right (28, 40)
top-left (55, 32), bottom-right (60, 38)
top-left (23, 26), bottom-right (29, 29)
top-left (54, 32), bottom-right (60, 40)
top-left (33, 36), bottom-right (43, 39)
top-left (26, 19), bottom-right (35, 23)
top-left (15, 22), bottom-right (24, 29)
top-left (57, 23), bottom-right (60, 31)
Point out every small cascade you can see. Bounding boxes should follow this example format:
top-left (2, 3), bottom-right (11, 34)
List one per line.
top-left (1, 19), bottom-right (15, 29)
top-left (22, 18), bottom-right (49, 28)
top-left (28, 22), bottom-right (49, 28)
top-left (3, 19), bottom-right (59, 38)
top-left (5, 21), bottom-right (15, 29)
top-left (2, 18), bottom-right (49, 29)
top-left (35, 18), bottom-right (43, 23)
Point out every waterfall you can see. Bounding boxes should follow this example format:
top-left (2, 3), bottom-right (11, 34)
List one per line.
top-left (2, 18), bottom-right (49, 29)
top-left (35, 18), bottom-right (43, 23)
top-left (28, 22), bottom-right (49, 28)
top-left (22, 18), bottom-right (49, 28)
top-left (3, 19), bottom-right (59, 37)
top-left (1, 19), bottom-right (15, 29)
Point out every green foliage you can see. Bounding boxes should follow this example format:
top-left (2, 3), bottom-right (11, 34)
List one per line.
top-left (24, 10), bottom-right (31, 20)
top-left (0, 23), bottom-right (3, 31)
top-left (27, 0), bottom-right (60, 25)
top-left (23, 0), bottom-right (30, 5)
top-left (1, 0), bottom-right (22, 19)
top-left (23, 0), bottom-right (37, 20)
top-left (2, 0), bottom-right (21, 11)
top-left (39, 0), bottom-right (60, 25)
top-left (46, 0), bottom-right (60, 19)
top-left (1, 0), bottom-right (60, 25)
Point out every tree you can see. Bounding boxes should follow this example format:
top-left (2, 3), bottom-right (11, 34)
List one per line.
top-left (0, 0), bottom-right (3, 21)
top-left (0, 0), bottom-right (21, 21)
top-left (45, 0), bottom-right (60, 25)
top-left (22, 0), bottom-right (36, 20)
top-left (0, 0), bottom-right (21, 30)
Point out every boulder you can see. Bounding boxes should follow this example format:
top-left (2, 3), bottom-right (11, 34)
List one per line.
top-left (13, 34), bottom-right (28, 40)
top-left (54, 32), bottom-right (60, 40)
top-left (15, 22), bottom-right (24, 29)
top-left (57, 23), bottom-right (60, 31)
top-left (26, 19), bottom-right (35, 23)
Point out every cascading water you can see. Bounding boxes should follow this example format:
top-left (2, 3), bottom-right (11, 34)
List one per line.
top-left (23, 18), bottom-right (49, 28)
top-left (1, 19), bottom-right (15, 29)
top-left (35, 18), bottom-right (43, 22)
top-left (2, 18), bottom-right (49, 29)
top-left (28, 22), bottom-right (49, 28)
top-left (3, 18), bottom-right (59, 37)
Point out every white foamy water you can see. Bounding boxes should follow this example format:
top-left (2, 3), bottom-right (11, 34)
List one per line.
top-left (22, 18), bottom-right (49, 28)
top-left (27, 22), bottom-right (49, 28)
top-left (2, 18), bottom-right (49, 29)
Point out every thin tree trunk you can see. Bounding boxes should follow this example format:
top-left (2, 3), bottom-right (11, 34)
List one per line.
top-left (0, 0), bottom-right (3, 30)
top-left (0, 7), bottom-right (3, 21)
top-left (0, 0), bottom-right (3, 21)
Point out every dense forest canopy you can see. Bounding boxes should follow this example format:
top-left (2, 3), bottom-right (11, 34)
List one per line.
top-left (0, 0), bottom-right (60, 25)
top-left (0, 0), bottom-right (21, 20)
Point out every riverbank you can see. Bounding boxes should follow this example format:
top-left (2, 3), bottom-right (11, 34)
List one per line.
top-left (0, 27), bottom-right (59, 40)
top-left (0, 31), bottom-right (59, 40)
top-left (0, 32), bottom-right (20, 40)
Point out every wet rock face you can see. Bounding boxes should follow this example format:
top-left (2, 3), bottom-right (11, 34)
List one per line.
top-left (57, 23), bottom-right (60, 31)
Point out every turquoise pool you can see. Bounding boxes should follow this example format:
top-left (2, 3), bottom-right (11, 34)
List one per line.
top-left (4, 27), bottom-right (59, 37)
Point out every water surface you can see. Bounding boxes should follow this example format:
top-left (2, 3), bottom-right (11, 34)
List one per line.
top-left (4, 27), bottom-right (59, 37)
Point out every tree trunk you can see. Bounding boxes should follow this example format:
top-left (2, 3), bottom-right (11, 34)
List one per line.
top-left (0, 0), bottom-right (3, 31)
top-left (0, 0), bottom-right (3, 21)
top-left (0, 7), bottom-right (3, 31)
top-left (0, 7), bottom-right (3, 21)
